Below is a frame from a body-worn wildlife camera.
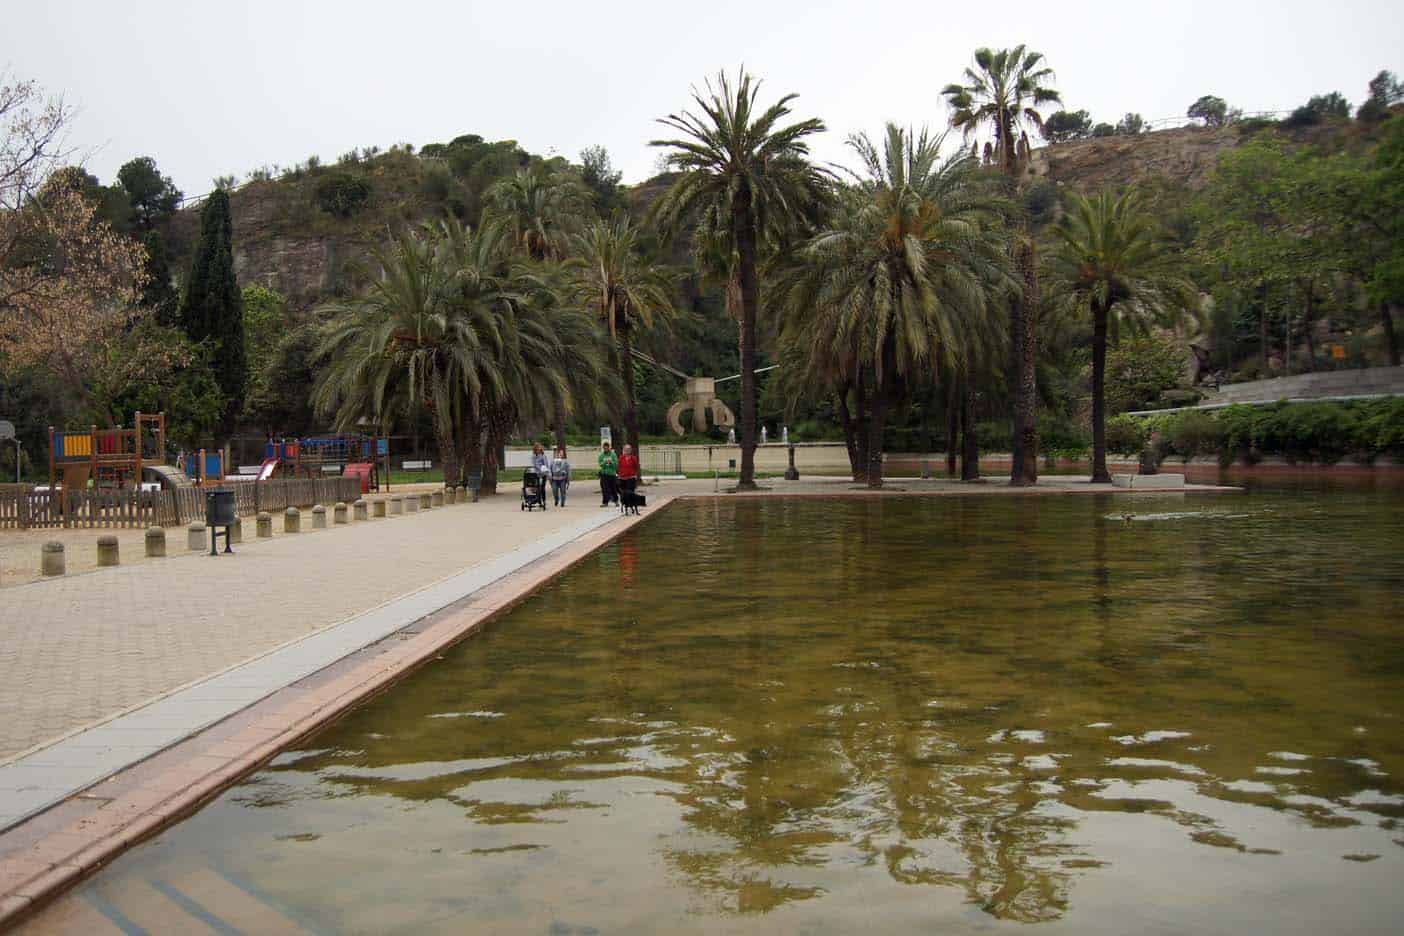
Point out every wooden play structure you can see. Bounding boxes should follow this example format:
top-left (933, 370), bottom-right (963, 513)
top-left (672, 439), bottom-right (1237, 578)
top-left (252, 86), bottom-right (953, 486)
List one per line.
top-left (259, 435), bottom-right (389, 493)
top-left (48, 413), bottom-right (184, 492)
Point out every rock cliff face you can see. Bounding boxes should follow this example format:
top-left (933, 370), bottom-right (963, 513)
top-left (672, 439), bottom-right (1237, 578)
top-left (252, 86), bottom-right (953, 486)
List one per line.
top-left (1026, 126), bottom-right (1240, 192)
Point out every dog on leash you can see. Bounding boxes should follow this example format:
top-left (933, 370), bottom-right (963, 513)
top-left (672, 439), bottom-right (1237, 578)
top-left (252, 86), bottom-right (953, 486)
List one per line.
top-left (619, 489), bottom-right (646, 515)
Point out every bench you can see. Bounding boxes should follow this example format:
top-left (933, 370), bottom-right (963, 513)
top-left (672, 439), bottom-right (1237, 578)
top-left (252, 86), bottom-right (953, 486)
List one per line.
top-left (402, 460), bottom-right (433, 471)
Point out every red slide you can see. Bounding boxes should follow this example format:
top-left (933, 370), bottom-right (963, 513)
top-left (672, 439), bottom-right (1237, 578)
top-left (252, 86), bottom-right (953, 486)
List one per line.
top-left (343, 463), bottom-right (374, 493)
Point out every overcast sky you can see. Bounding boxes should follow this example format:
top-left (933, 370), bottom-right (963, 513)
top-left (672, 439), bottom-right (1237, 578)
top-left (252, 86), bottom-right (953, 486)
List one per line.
top-left (7, 0), bottom-right (1402, 199)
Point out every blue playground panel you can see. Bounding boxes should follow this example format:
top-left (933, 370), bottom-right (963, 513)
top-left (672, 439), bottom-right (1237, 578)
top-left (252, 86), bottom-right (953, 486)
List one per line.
top-left (185, 452), bottom-right (223, 479)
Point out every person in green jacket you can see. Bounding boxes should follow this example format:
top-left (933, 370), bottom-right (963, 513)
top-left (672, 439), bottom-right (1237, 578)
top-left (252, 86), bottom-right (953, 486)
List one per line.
top-left (598, 441), bottom-right (619, 506)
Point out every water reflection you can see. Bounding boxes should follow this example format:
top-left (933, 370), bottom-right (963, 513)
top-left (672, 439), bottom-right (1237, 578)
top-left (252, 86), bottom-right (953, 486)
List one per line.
top-left (23, 489), bottom-right (1404, 935)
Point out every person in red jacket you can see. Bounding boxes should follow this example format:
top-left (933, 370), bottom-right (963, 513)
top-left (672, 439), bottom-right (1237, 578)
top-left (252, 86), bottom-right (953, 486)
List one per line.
top-left (617, 444), bottom-right (641, 501)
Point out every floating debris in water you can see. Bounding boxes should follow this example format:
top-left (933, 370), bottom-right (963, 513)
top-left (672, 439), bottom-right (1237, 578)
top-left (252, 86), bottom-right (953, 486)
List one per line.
top-left (429, 710), bottom-right (506, 719)
top-left (1104, 511), bottom-right (1251, 523)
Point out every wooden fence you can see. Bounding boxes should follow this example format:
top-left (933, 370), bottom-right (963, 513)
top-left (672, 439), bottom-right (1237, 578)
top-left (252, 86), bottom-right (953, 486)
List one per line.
top-left (0, 477), bottom-right (363, 530)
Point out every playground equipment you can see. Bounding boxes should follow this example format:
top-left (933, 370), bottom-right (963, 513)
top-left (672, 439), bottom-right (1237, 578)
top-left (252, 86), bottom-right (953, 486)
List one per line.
top-left (260, 435), bottom-right (389, 493)
top-left (182, 448), bottom-right (227, 485)
top-left (48, 413), bottom-right (184, 492)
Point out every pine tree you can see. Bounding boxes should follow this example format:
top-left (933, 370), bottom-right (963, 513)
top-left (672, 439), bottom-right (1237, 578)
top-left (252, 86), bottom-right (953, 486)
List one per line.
top-left (179, 190), bottom-right (246, 437)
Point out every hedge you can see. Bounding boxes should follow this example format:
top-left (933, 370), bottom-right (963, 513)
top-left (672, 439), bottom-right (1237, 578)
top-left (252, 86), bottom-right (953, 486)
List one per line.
top-left (1109, 398), bottom-right (1404, 465)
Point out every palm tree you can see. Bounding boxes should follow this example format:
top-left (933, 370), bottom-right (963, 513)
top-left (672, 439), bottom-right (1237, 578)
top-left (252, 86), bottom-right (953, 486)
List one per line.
top-left (567, 214), bottom-right (677, 451)
top-left (943, 46), bottom-right (1060, 486)
top-left (650, 68), bottom-right (829, 489)
top-left (776, 125), bottom-right (1012, 488)
top-left (1044, 190), bottom-right (1196, 482)
top-left (313, 223), bottom-right (509, 487)
top-left (485, 167), bottom-right (587, 262)
top-left (487, 168), bottom-right (593, 449)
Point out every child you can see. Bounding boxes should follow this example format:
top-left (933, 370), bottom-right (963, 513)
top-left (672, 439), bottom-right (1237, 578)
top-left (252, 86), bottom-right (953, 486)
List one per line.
top-left (550, 446), bottom-right (571, 506)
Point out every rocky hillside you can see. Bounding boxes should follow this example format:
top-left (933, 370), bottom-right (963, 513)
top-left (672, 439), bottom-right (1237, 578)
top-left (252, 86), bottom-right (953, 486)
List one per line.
top-left (173, 118), bottom-right (1375, 312)
top-left (1025, 125), bottom-right (1239, 191)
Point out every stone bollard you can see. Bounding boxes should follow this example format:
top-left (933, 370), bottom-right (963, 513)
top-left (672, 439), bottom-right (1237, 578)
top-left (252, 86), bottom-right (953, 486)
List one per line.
top-left (419, 492), bottom-right (432, 511)
top-left (390, 496), bottom-right (404, 516)
top-left (443, 487), bottom-right (456, 506)
top-left (374, 498), bottom-right (387, 518)
top-left (334, 502), bottom-right (349, 525)
top-left (145, 526), bottom-right (167, 558)
top-left (187, 522), bottom-right (207, 551)
top-left (431, 491), bottom-right (443, 508)
top-left (230, 515), bottom-right (243, 544)
top-left (311, 504), bottom-right (327, 530)
top-left (257, 511), bottom-right (273, 538)
top-left (354, 499), bottom-right (369, 521)
top-left (406, 494), bottom-right (419, 513)
top-left (96, 535), bottom-right (120, 567)
top-left (41, 541), bottom-right (65, 577)
top-left (284, 507), bottom-right (301, 533)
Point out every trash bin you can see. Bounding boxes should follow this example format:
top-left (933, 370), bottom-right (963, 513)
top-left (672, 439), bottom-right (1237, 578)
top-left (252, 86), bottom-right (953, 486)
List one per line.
top-left (205, 489), bottom-right (236, 555)
top-left (205, 489), bottom-right (236, 526)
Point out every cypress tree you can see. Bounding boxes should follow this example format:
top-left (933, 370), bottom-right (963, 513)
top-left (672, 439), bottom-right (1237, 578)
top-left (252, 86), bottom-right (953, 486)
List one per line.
top-left (179, 190), bottom-right (246, 437)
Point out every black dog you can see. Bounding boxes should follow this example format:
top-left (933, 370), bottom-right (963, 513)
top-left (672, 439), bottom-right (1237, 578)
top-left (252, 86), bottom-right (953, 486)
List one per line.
top-left (619, 489), bottom-right (646, 515)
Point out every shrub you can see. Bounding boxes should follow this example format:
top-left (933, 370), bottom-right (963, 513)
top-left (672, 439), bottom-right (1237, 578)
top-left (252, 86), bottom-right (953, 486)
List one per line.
top-left (1163, 410), bottom-right (1222, 459)
top-left (1128, 399), bottom-right (1404, 465)
top-left (315, 173), bottom-right (371, 218)
top-left (1105, 415), bottom-right (1147, 455)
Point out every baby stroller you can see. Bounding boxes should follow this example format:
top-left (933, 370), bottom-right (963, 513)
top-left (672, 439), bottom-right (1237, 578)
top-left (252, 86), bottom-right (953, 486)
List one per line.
top-left (521, 470), bottom-right (548, 511)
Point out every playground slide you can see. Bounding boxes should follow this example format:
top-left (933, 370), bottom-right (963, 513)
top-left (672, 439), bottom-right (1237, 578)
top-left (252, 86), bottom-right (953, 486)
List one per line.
top-left (257, 458), bottom-right (279, 481)
top-left (143, 464), bottom-right (194, 489)
top-left (343, 462), bottom-right (373, 493)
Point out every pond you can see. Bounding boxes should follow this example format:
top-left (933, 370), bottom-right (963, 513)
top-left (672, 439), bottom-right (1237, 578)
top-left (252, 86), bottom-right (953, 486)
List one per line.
top-left (22, 484), bottom-right (1404, 934)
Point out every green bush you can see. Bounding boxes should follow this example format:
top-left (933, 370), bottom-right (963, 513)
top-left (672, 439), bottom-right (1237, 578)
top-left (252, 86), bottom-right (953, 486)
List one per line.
top-left (1163, 410), bottom-right (1223, 458)
top-left (1105, 415), bottom-right (1147, 455)
top-left (1129, 399), bottom-right (1404, 464)
top-left (314, 173), bottom-right (371, 218)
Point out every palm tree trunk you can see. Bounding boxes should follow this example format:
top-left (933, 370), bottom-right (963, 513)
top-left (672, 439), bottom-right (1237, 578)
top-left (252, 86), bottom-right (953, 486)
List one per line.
top-left (1383, 302), bottom-right (1401, 367)
top-left (866, 378), bottom-right (889, 489)
top-left (1011, 236), bottom-right (1040, 486)
top-left (961, 382), bottom-right (980, 481)
top-left (852, 373), bottom-right (869, 483)
top-left (1090, 299), bottom-right (1111, 484)
top-left (553, 401), bottom-right (568, 453)
top-left (617, 324), bottom-right (640, 451)
top-left (463, 415), bottom-right (483, 480)
top-left (835, 383), bottom-right (862, 482)
top-left (731, 185), bottom-right (761, 491)
top-left (946, 377), bottom-right (959, 478)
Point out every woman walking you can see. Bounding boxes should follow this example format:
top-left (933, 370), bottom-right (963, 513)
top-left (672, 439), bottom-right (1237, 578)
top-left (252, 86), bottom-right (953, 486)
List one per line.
top-left (618, 443), bottom-right (640, 502)
top-left (549, 446), bottom-right (571, 506)
top-left (598, 441), bottom-right (619, 506)
top-left (531, 442), bottom-right (551, 482)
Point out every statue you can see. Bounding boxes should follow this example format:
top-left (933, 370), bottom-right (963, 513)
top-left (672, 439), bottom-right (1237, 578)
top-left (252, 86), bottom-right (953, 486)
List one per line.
top-left (761, 425), bottom-right (768, 444)
top-left (666, 377), bottom-right (736, 437)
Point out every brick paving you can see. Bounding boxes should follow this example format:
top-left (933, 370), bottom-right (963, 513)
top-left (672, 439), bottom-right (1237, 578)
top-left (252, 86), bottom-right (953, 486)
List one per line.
top-left (0, 489), bottom-right (615, 761)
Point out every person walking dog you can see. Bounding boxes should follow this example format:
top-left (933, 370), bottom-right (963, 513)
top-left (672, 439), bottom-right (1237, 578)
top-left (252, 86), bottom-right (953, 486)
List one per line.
top-left (618, 443), bottom-right (640, 499)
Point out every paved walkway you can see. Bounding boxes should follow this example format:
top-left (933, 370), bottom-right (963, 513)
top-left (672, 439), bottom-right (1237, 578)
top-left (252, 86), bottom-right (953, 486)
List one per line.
top-left (0, 489), bottom-right (609, 762)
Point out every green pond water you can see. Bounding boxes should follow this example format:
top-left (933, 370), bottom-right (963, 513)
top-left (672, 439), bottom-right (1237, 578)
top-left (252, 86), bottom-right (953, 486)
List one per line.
top-left (24, 483), bottom-right (1404, 934)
